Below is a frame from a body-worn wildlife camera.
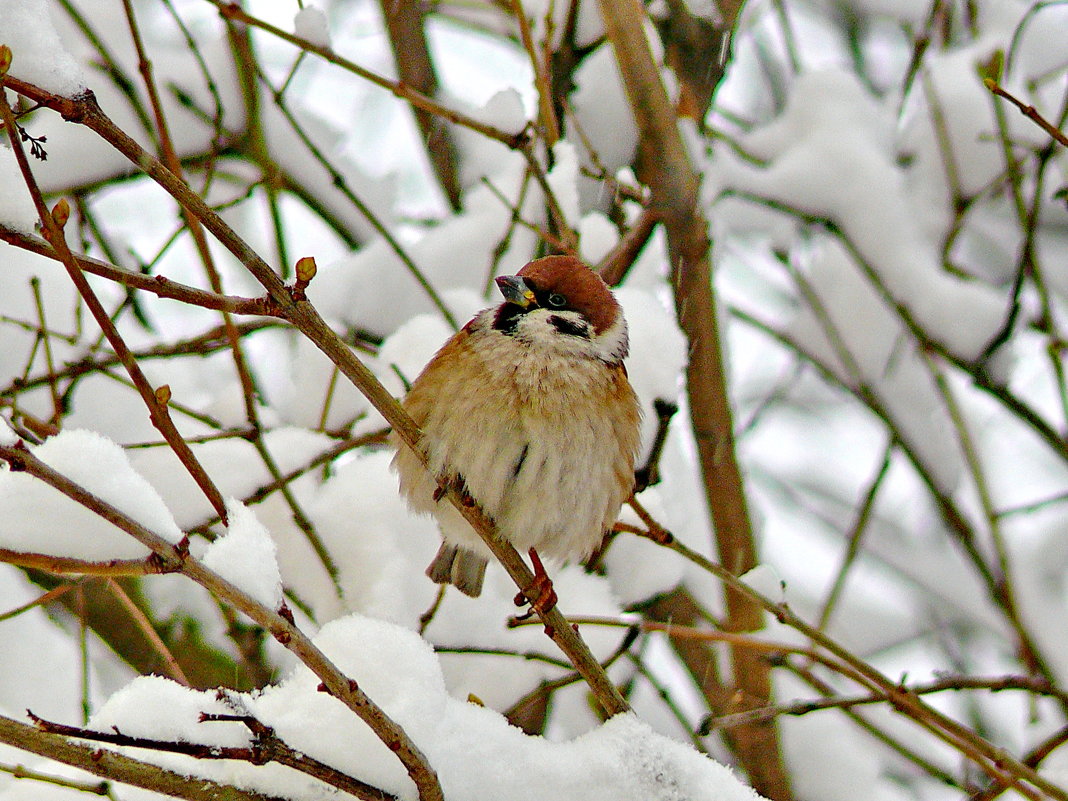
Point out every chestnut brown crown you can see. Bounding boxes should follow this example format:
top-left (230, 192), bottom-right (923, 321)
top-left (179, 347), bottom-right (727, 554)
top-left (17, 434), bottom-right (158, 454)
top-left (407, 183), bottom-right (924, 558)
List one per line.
top-left (515, 255), bottom-right (621, 336)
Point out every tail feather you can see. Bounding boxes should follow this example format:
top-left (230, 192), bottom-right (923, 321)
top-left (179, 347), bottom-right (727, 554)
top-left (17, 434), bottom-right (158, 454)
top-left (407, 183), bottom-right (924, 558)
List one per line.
top-left (426, 543), bottom-right (487, 597)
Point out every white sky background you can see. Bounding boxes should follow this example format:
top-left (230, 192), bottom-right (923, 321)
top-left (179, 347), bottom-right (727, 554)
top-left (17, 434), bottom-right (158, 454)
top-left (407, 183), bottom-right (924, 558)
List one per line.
top-left (1, 0), bottom-right (1068, 799)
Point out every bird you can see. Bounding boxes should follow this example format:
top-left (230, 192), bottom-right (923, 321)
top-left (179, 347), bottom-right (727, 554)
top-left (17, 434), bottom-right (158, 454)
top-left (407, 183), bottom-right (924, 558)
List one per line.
top-left (391, 254), bottom-right (642, 607)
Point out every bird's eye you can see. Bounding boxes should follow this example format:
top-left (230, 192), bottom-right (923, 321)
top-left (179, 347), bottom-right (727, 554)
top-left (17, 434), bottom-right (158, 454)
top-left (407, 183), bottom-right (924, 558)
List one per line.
top-left (546, 292), bottom-right (567, 308)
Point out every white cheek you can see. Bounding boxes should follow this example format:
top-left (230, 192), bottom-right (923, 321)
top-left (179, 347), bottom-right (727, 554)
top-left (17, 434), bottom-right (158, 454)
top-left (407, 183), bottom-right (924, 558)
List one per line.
top-left (593, 314), bottom-right (629, 363)
top-left (513, 309), bottom-right (629, 363)
top-left (513, 310), bottom-right (588, 356)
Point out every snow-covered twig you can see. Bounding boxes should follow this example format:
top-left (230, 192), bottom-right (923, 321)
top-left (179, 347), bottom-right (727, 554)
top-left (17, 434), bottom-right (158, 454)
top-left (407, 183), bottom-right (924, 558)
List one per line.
top-left (0, 713), bottom-right (273, 801)
top-left (27, 711), bottom-right (398, 801)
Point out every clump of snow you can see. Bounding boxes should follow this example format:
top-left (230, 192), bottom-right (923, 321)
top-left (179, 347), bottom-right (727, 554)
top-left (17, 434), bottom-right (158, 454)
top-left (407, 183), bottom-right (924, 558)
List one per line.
top-left (308, 450), bottom-right (442, 628)
top-left (740, 564), bottom-right (785, 602)
top-left (91, 675), bottom-right (250, 747)
top-left (0, 429), bottom-right (183, 560)
top-left (201, 499), bottom-right (284, 610)
top-left (605, 488), bottom-right (685, 605)
top-left (547, 140), bottom-right (582, 228)
top-left (0, 0), bottom-right (86, 96)
top-left (617, 286), bottom-right (686, 449)
top-left (88, 615), bottom-right (766, 801)
top-left (0, 145), bottom-right (39, 233)
top-left (716, 69), bottom-right (1007, 363)
top-left (459, 87), bottom-right (528, 135)
top-left (0, 416), bottom-right (16, 446)
top-left (294, 6), bottom-right (331, 49)
top-left (579, 212), bottom-right (619, 264)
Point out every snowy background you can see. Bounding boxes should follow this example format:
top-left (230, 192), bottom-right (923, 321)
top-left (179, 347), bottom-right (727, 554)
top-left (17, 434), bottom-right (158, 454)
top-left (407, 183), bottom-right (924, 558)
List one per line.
top-left (1, 0), bottom-right (1068, 799)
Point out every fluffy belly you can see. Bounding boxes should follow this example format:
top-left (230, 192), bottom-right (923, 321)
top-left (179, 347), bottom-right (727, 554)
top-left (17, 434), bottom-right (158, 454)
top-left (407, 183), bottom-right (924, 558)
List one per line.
top-left (424, 412), bottom-right (623, 560)
top-left (393, 327), bottom-right (640, 565)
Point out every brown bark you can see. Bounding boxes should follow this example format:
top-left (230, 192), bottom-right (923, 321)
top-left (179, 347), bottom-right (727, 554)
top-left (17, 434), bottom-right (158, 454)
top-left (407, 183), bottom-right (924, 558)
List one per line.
top-left (379, 1), bottom-right (463, 210)
top-left (595, 2), bottom-right (792, 797)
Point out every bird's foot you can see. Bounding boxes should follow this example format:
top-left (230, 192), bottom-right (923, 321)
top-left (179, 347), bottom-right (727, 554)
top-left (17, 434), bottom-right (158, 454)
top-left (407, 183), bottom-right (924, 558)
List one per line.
top-left (433, 473), bottom-right (476, 506)
top-left (513, 548), bottom-right (558, 633)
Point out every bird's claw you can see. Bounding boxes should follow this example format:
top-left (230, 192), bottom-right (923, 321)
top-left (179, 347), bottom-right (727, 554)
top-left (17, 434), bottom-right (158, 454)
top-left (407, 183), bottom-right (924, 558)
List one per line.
top-left (513, 548), bottom-right (559, 634)
top-left (433, 473), bottom-right (476, 506)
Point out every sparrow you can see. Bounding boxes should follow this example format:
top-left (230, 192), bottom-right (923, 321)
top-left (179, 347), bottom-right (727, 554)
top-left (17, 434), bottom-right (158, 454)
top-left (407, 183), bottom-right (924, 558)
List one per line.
top-left (391, 255), bottom-right (641, 603)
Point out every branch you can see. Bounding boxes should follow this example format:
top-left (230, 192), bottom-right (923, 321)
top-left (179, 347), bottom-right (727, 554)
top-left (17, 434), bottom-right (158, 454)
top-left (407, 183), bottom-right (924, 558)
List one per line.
top-left (0, 713), bottom-right (282, 801)
top-left (0, 223), bottom-right (273, 314)
top-left (984, 78), bottom-right (1068, 148)
top-left (0, 549), bottom-right (174, 577)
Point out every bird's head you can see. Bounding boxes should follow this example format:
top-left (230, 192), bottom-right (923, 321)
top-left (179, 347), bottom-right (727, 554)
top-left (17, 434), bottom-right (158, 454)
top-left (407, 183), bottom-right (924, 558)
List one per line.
top-left (491, 256), bottom-right (628, 364)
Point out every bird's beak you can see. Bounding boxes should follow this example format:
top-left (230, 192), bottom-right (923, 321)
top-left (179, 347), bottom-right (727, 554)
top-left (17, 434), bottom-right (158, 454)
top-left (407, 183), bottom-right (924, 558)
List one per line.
top-left (495, 275), bottom-right (537, 308)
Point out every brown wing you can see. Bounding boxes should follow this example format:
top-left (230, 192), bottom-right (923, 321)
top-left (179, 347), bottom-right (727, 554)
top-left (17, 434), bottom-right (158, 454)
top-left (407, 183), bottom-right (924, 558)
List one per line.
top-left (608, 361), bottom-right (643, 505)
top-left (400, 326), bottom-right (474, 428)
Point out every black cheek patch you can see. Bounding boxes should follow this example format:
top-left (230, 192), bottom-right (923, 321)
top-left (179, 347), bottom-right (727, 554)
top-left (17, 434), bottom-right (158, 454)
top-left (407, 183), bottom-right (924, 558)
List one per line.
top-left (493, 303), bottom-right (529, 334)
top-left (548, 315), bottom-right (590, 338)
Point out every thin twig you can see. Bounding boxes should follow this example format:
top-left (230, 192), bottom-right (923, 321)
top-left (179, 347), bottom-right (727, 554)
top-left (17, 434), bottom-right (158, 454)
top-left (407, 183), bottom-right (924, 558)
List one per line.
top-left (985, 79), bottom-right (1068, 147)
top-left (0, 549), bottom-right (172, 577)
top-left (0, 579), bottom-right (85, 623)
top-left (103, 577), bottom-right (191, 686)
top-left (709, 674), bottom-right (1068, 729)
